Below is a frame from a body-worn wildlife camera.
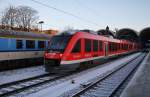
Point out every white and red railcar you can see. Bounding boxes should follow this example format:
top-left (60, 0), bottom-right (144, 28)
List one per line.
top-left (44, 31), bottom-right (140, 72)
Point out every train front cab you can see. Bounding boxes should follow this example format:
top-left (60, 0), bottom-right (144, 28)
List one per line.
top-left (44, 35), bottom-right (73, 72)
top-left (44, 32), bottom-right (108, 72)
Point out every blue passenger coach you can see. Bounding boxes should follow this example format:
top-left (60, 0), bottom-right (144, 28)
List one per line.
top-left (0, 29), bottom-right (51, 71)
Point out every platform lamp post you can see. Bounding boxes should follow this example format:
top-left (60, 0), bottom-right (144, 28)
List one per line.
top-left (38, 21), bottom-right (44, 33)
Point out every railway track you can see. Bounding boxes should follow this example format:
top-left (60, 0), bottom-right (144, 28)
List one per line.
top-left (0, 53), bottom-right (143, 97)
top-left (71, 53), bottom-right (147, 97)
top-left (0, 73), bottom-right (67, 97)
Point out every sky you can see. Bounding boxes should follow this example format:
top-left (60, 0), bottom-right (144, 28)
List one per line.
top-left (0, 0), bottom-right (149, 32)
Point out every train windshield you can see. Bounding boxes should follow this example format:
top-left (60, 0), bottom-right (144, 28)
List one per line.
top-left (48, 35), bottom-right (72, 52)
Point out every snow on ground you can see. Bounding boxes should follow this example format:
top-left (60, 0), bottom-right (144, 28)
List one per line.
top-left (120, 52), bottom-right (150, 97)
top-left (0, 65), bottom-right (46, 85)
top-left (27, 53), bottom-right (141, 97)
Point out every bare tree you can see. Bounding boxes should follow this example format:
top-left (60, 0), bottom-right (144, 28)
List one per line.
top-left (16, 6), bottom-right (39, 31)
top-left (0, 12), bottom-right (5, 29)
top-left (1, 5), bottom-right (39, 31)
top-left (1, 5), bottom-right (17, 29)
top-left (114, 28), bottom-right (119, 36)
top-left (64, 26), bottom-right (75, 31)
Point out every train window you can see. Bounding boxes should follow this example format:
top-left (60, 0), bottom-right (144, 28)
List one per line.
top-left (109, 43), bottom-right (111, 51)
top-left (85, 39), bottom-right (91, 52)
top-left (112, 43), bottom-right (114, 51)
top-left (16, 40), bottom-right (23, 49)
top-left (122, 44), bottom-right (124, 50)
top-left (113, 43), bottom-right (115, 51)
top-left (99, 41), bottom-right (103, 51)
top-left (124, 44), bottom-right (126, 50)
top-left (114, 43), bottom-right (116, 51)
top-left (118, 44), bottom-right (120, 50)
top-left (120, 44), bottom-right (122, 50)
top-left (109, 42), bottom-right (113, 52)
top-left (93, 40), bottom-right (98, 51)
top-left (115, 43), bottom-right (117, 51)
top-left (125, 44), bottom-right (128, 50)
top-left (117, 43), bottom-right (118, 50)
top-left (118, 44), bottom-right (119, 50)
top-left (48, 35), bottom-right (72, 52)
top-left (38, 41), bottom-right (45, 49)
top-left (130, 45), bottom-right (132, 49)
top-left (72, 39), bottom-right (81, 53)
top-left (110, 42), bottom-right (117, 52)
top-left (26, 40), bottom-right (35, 49)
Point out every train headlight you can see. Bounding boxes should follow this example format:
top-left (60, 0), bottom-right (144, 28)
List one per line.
top-left (45, 53), bottom-right (48, 57)
top-left (60, 54), bottom-right (63, 57)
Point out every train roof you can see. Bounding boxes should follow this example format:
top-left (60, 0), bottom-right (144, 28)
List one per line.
top-left (0, 29), bottom-right (51, 40)
top-left (54, 30), bottom-right (137, 44)
top-left (55, 30), bottom-right (97, 36)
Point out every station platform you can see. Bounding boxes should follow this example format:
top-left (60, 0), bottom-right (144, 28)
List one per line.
top-left (120, 52), bottom-right (150, 97)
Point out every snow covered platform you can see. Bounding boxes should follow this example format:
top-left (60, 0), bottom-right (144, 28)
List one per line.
top-left (0, 66), bottom-right (46, 85)
top-left (120, 52), bottom-right (150, 97)
top-left (26, 53), bottom-right (141, 97)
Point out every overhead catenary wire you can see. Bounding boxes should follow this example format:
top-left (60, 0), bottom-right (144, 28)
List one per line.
top-left (75, 0), bottom-right (101, 17)
top-left (30, 0), bottom-right (100, 27)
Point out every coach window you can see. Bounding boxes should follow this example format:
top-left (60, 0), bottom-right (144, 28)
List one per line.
top-left (93, 40), bottom-right (98, 52)
top-left (85, 39), bottom-right (91, 52)
top-left (126, 44), bottom-right (128, 50)
top-left (125, 44), bottom-right (127, 50)
top-left (120, 44), bottom-right (122, 50)
top-left (117, 43), bottom-right (119, 50)
top-left (113, 43), bottom-right (115, 51)
top-left (121, 44), bottom-right (123, 50)
top-left (129, 45), bottom-right (131, 49)
top-left (115, 43), bottom-right (117, 51)
top-left (38, 41), bottom-right (45, 49)
top-left (110, 43), bottom-right (112, 51)
top-left (116, 43), bottom-right (119, 51)
top-left (109, 42), bottom-right (111, 51)
top-left (114, 43), bottom-right (116, 51)
top-left (112, 43), bottom-right (115, 51)
top-left (99, 41), bottom-right (103, 51)
top-left (26, 40), bottom-right (35, 49)
top-left (118, 43), bottom-right (120, 50)
top-left (72, 39), bottom-right (81, 53)
top-left (16, 40), bottom-right (23, 49)
top-left (124, 44), bottom-right (126, 50)
top-left (112, 43), bottom-right (114, 51)
top-left (109, 42), bottom-right (113, 52)
top-left (124, 44), bottom-right (126, 49)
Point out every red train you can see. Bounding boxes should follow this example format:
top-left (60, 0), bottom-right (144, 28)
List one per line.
top-left (44, 30), bottom-right (140, 72)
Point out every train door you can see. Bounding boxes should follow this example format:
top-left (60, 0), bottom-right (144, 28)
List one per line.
top-left (105, 42), bottom-right (108, 56)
